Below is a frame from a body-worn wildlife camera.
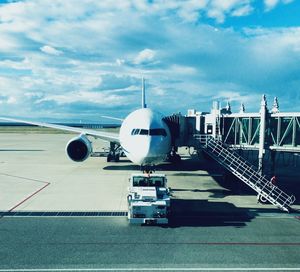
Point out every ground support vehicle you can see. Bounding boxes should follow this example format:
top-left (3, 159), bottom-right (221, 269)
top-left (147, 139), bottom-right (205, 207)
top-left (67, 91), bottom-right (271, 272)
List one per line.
top-left (127, 173), bottom-right (170, 225)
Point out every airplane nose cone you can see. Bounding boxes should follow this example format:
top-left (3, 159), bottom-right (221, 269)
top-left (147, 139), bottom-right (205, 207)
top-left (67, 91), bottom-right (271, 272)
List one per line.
top-left (124, 138), bottom-right (151, 165)
top-left (141, 136), bottom-right (170, 165)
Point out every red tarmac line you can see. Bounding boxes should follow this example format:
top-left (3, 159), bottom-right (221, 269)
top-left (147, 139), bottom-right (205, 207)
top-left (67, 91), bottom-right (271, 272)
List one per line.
top-left (7, 182), bottom-right (50, 213)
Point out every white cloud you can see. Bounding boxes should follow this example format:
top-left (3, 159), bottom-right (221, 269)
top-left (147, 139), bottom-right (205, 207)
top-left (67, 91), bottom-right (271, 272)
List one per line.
top-left (7, 96), bottom-right (17, 104)
top-left (116, 58), bottom-right (125, 66)
top-left (207, 0), bottom-right (252, 23)
top-left (0, 0), bottom-right (299, 118)
top-left (133, 49), bottom-right (156, 65)
top-left (212, 90), bottom-right (260, 104)
top-left (37, 90), bottom-right (128, 106)
top-left (40, 45), bottom-right (63, 56)
top-left (231, 5), bottom-right (253, 17)
top-left (245, 27), bottom-right (300, 57)
top-left (264, 0), bottom-right (294, 11)
top-left (176, 0), bottom-right (208, 22)
top-left (151, 87), bottom-right (165, 96)
top-left (0, 77), bottom-right (18, 93)
top-left (264, 0), bottom-right (280, 11)
top-left (0, 33), bottom-right (20, 52)
top-left (169, 65), bottom-right (198, 75)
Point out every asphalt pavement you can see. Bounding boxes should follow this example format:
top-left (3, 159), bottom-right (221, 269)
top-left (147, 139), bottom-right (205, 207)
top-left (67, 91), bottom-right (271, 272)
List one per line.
top-left (1, 131), bottom-right (300, 271)
top-left (0, 214), bottom-right (300, 271)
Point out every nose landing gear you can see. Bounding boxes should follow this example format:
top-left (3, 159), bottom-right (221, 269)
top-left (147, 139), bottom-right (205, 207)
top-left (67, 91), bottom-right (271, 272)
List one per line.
top-left (140, 165), bottom-right (156, 173)
top-left (168, 147), bottom-right (181, 164)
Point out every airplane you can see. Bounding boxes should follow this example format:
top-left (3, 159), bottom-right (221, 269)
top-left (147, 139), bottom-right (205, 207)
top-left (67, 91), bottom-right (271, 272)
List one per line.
top-left (0, 79), bottom-right (178, 170)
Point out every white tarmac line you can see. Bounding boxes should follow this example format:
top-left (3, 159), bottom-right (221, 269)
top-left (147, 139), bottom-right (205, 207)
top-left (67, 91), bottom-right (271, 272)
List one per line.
top-left (0, 268), bottom-right (300, 271)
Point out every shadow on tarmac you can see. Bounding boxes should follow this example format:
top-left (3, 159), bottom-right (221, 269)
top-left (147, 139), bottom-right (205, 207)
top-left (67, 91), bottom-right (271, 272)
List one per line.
top-left (103, 157), bottom-right (206, 172)
top-left (103, 164), bottom-right (140, 171)
top-left (171, 188), bottom-right (232, 198)
top-left (200, 151), bottom-right (300, 204)
top-left (103, 151), bottom-right (300, 204)
top-left (167, 199), bottom-right (255, 228)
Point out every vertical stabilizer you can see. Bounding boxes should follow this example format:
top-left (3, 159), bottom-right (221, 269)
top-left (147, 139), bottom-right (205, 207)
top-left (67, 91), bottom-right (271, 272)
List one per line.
top-left (142, 77), bottom-right (147, 108)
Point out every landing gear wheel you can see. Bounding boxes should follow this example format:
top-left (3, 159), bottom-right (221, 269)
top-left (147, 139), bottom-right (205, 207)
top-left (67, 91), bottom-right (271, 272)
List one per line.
top-left (107, 153), bottom-right (120, 162)
top-left (258, 194), bottom-right (269, 204)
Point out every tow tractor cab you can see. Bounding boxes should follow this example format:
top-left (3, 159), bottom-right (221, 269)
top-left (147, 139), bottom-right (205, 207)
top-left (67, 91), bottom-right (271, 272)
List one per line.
top-left (127, 173), bottom-right (170, 225)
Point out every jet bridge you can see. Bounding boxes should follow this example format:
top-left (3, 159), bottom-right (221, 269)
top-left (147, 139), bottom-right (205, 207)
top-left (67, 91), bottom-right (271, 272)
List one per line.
top-left (167, 95), bottom-right (300, 174)
top-left (164, 95), bottom-right (298, 211)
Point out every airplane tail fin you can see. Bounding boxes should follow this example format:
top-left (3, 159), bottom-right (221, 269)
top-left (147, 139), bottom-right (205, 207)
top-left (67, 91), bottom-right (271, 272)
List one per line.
top-left (142, 77), bottom-right (147, 109)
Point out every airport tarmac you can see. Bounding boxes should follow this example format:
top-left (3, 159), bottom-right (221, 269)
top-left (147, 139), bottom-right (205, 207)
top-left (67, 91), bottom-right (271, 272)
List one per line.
top-left (0, 130), bottom-right (300, 270)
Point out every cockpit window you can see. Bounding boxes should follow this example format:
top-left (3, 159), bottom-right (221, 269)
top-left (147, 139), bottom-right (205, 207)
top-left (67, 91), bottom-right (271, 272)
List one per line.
top-left (149, 129), bottom-right (167, 137)
top-left (139, 129), bottom-right (148, 135)
top-left (131, 128), bottom-right (167, 137)
top-left (131, 129), bottom-right (140, 135)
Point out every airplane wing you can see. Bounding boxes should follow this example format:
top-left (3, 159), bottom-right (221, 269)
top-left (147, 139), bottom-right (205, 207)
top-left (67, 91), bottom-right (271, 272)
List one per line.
top-left (0, 117), bottom-right (120, 143)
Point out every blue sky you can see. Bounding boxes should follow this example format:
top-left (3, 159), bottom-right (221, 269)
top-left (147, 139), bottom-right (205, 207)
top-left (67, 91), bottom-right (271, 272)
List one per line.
top-left (0, 0), bottom-right (300, 121)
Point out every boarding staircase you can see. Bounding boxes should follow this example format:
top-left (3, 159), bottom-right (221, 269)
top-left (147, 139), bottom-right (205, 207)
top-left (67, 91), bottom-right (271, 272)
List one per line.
top-left (195, 135), bottom-right (296, 212)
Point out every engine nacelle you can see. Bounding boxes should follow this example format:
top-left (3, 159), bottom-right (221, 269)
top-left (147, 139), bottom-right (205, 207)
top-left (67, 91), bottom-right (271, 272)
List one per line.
top-left (66, 134), bottom-right (92, 162)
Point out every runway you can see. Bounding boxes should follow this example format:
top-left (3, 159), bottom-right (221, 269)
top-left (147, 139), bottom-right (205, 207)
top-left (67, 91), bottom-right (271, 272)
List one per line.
top-left (0, 131), bottom-right (300, 270)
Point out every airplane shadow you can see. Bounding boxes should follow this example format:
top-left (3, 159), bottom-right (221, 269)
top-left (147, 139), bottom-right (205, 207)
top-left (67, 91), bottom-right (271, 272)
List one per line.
top-left (103, 157), bottom-right (206, 172)
top-left (166, 199), bottom-right (255, 228)
top-left (164, 199), bottom-right (299, 228)
top-left (170, 188), bottom-right (233, 198)
top-left (103, 164), bottom-right (141, 171)
top-left (104, 152), bottom-right (300, 204)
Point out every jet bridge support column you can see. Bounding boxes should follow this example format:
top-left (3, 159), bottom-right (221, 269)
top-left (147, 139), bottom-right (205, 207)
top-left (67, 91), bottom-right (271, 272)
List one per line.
top-left (270, 150), bottom-right (276, 176)
top-left (258, 95), bottom-right (267, 175)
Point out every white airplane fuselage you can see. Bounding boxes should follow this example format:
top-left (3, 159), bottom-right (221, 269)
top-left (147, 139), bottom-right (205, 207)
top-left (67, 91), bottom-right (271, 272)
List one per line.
top-left (119, 108), bottom-right (171, 166)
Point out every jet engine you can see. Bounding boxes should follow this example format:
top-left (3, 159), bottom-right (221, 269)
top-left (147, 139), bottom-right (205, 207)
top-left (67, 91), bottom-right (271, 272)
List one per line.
top-left (66, 134), bottom-right (92, 162)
